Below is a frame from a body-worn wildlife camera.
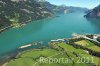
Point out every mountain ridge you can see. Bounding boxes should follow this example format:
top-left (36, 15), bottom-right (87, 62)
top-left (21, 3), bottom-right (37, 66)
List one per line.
top-left (0, 0), bottom-right (88, 30)
top-left (0, 0), bottom-right (53, 28)
top-left (85, 4), bottom-right (100, 18)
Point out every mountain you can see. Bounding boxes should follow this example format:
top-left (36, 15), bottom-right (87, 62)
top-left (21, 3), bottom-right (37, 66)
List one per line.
top-left (36, 1), bottom-right (68, 14)
top-left (67, 6), bottom-right (88, 12)
top-left (0, 0), bottom-right (53, 28)
top-left (85, 4), bottom-right (100, 18)
top-left (37, 1), bottom-right (88, 14)
top-left (0, 0), bottom-right (88, 30)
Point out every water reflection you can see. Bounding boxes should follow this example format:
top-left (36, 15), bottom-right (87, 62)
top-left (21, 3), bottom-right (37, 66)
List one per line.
top-left (86, 18), bottom-right (100, 33)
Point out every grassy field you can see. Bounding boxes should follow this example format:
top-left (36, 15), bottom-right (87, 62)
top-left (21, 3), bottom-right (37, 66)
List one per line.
top-left (57, 43), bottom-right (100, 66)
top-left (3, 42), bottom-right (100, 66)
top-left (74, 40), bottom-right (94, 47)
top-left (74, 40), bottom-right (100, 52)
top-left (5, 49), bottom-right (70, 66)
top-left (57, 43), bottom-right (96, 65)
top-left (88, 46), bottom-right (100, 52)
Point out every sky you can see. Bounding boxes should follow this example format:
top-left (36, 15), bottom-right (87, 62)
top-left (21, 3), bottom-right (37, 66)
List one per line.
top-left (46, 0), bottom-right (100, 9)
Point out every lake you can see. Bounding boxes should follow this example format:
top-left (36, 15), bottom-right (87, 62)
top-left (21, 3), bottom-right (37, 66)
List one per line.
top-left (0, 12), bottom-right (100, 57)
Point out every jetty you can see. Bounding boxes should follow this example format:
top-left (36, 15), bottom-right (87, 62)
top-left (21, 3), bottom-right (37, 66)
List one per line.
top-left (19, 44), bottom-right (32, 49)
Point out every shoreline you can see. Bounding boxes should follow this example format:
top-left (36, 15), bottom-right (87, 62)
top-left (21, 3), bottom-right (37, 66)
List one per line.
top-left (0, 41), bottom-right (48, 66)
top-left (0, 33), bottom-right (100, 66)
top-left (0, 15), bottom-right (56, 34)
top-left (0, 50), bottom-right (18, 66)
top-left (0, 21), bottom-right (29, 33)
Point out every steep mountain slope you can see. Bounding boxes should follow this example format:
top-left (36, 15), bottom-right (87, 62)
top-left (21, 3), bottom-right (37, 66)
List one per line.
top-left (0, 0), bottom-right (88, 30)
top-left (85, 4), bottom-right (100, 18)
top-left (0, 0), bottom-right (53, 28)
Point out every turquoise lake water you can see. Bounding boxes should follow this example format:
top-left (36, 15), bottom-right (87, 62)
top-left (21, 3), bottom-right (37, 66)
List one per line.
top-left (0, 12), bottom-right (100, 56)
